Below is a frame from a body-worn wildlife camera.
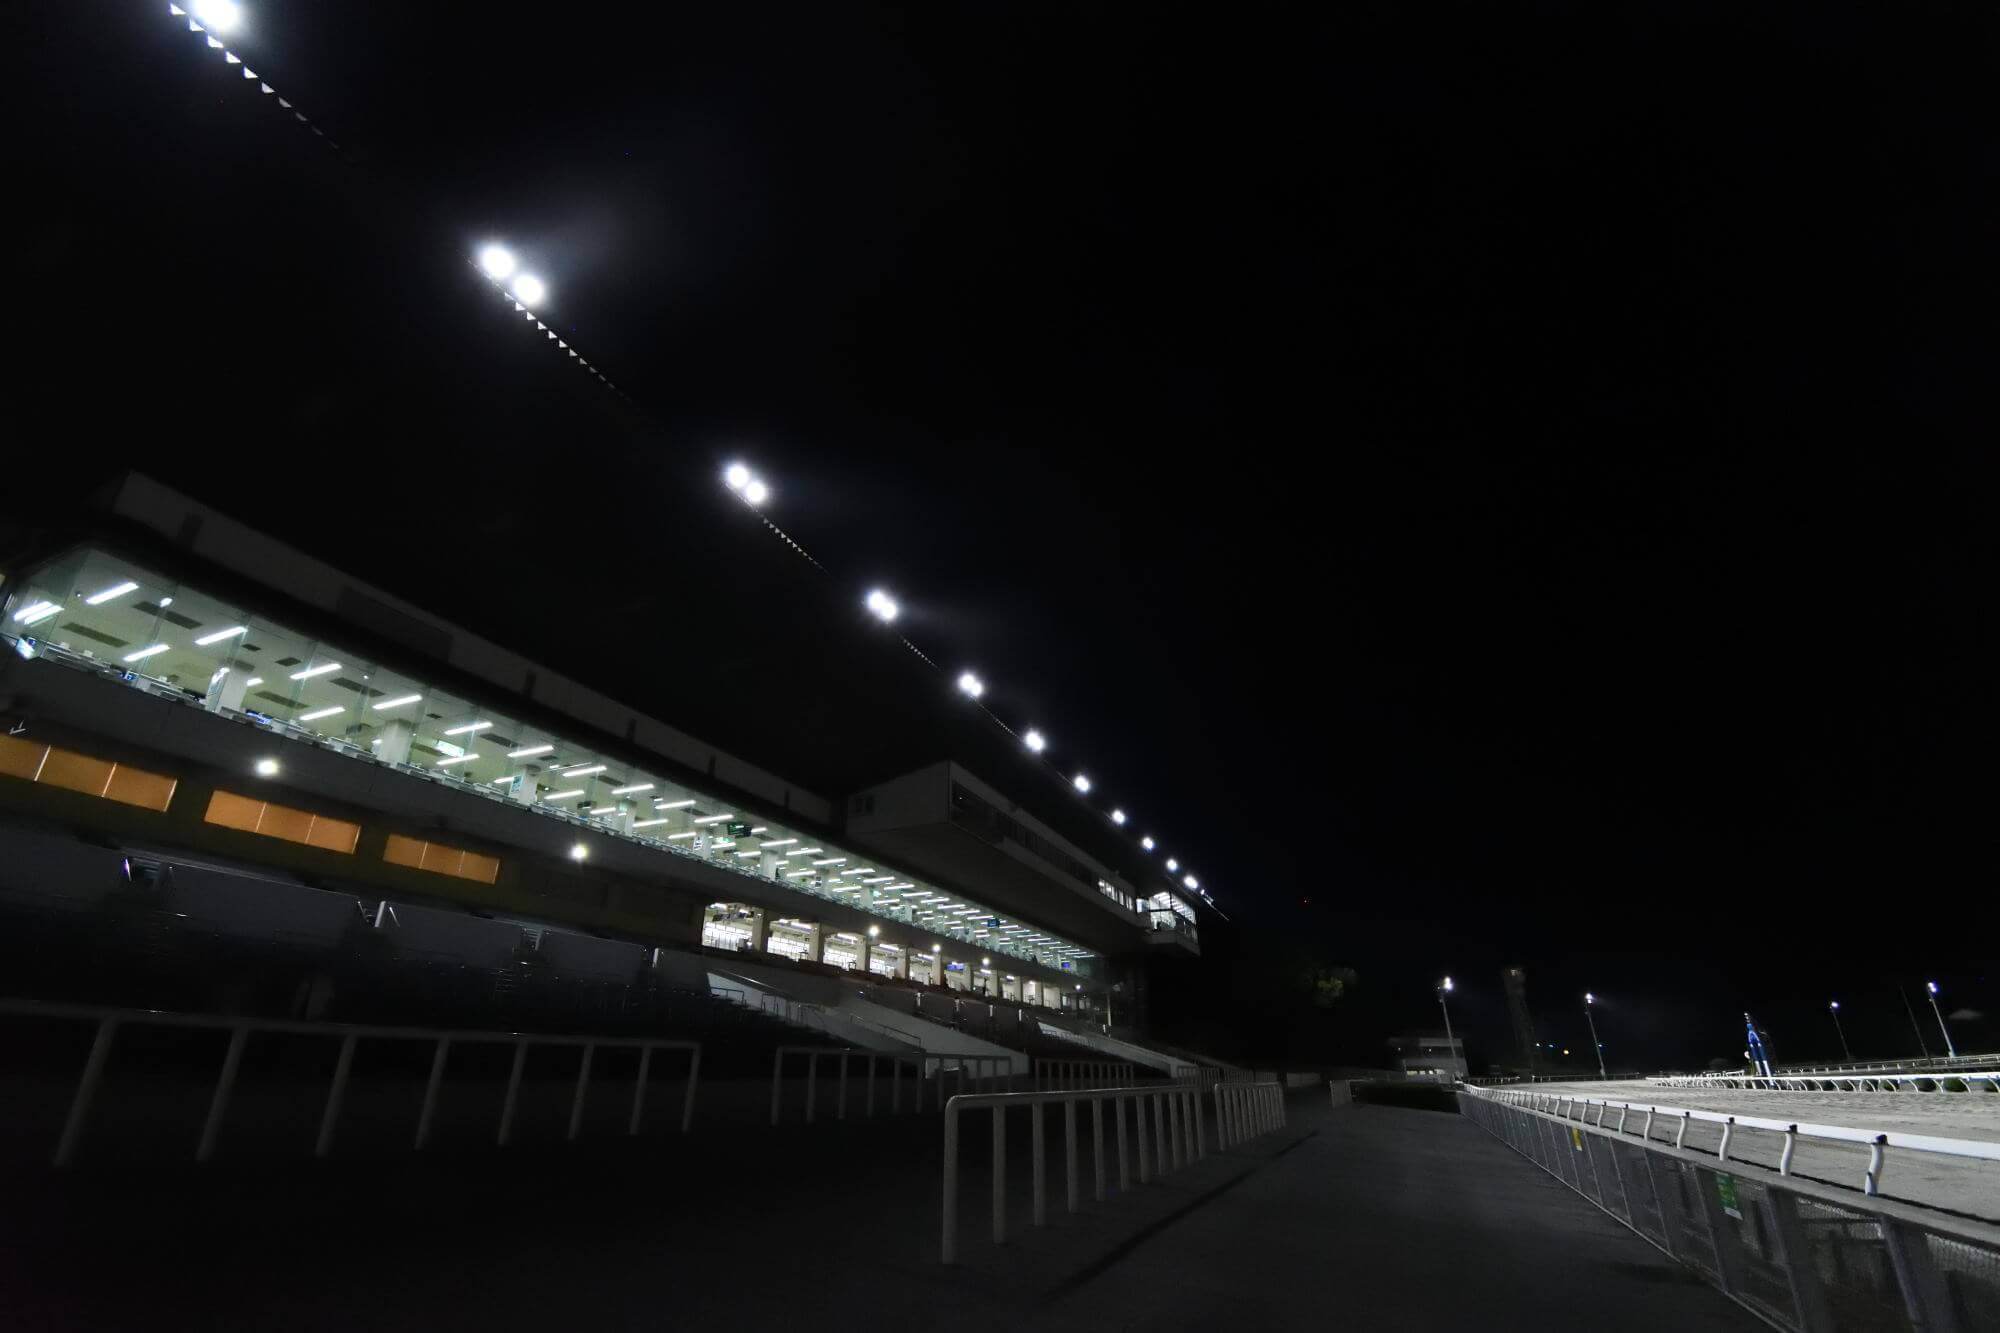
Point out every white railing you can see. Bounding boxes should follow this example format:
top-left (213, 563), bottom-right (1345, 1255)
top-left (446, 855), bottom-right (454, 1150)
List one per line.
top-left (939, 1079), bottom-right (1288, 1263)
top-left (1472, 1086), bottom-right (2000, 1197)
top-left (1458, 1088), bottom-right (2000, 1332)
top-left (769, 1045), bottom-right (1016, 1124)
top-left (1033, 1057), bottom-right (1139, 1090)
top-left (1651, 1071), bottom-right (2000, 1093)
top-left (0, 996), bottom-right (701, 1167)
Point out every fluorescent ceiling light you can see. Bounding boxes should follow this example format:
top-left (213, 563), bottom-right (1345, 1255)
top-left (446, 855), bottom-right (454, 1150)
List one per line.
top-left (508, 744), bottom-right (554, 758)
top-left (666, 832), bottom-right (696, 840)
top-left (372, 694), bottom-right (422, 712)
top-left (812, 857), bottom-right (845, 866)
top-left (633, 818), bottom-right (669, 829)
top-left (243, 676), bottom-right (263, 687)
top-left (710, 839), bottom-right (737, 849)
top-left (86, 581), bottom-right (140, 605)
top-left (693, 813), bottom-right (733, 824)
top-left (290, 662), bottom-right (341, 680)
top-left (657, 798), bottom-right (696, 809)
top-left (298, 705), bottom-right (343, 722)
top-left (611, 783), bottom-right (653, 796)
top-left (443, 721), bottom-right (492, 736)
top-left (544, 789), bottom-right (585, 801)
top-left (589, 805), bottom-right (620, 814)
top-left (563, 764), bottom-right (606, 777)
top-left (762, 838), bottom-right (798, 848)
top-left (436, 754), bottom-right (479, 767)
top-left (195, 625), bottom-right (248, 646)
top-left (123, 643), bottom-right (170, 662)
top-left (13, 601), bottom-right (60, 625)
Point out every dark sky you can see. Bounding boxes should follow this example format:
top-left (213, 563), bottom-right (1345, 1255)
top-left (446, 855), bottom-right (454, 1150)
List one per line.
top-left (6, 2), bottom-right (1994, 1068)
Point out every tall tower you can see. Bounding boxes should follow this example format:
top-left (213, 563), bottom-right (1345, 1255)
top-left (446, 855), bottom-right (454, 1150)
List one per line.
top-left (1503, 965), bottom-right (1537, 1074)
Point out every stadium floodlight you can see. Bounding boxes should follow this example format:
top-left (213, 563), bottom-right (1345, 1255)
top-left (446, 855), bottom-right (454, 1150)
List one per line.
top-left (1111, 809), bottom-right (1126, 825)
top-left (1166, 858), bottom-right (1179, 872)
top-left (1072, 774), bottom-right (1091, 793)
top-left (192, 0), bottom-right (241, 32)
top-left (478, 244), bottom-right (516, 280)
top-left (1141, 836), bottom-right (1155, 850)
top-left (742, 479), bottom-right (768, 506)
top-left (1182, 874), bottom-right (1198, 890)
top-left (724, 462), bottom-right (751, 490)
top-left (867, 925), bottom-right (880, 937)
top-left (511, 274), bottom-right (546, 307)
top-left (569, 843), bottom-right (589, 861)
top-left (956, 671), bottom-right (984, 699)
top-left (865, 588), bottom-right (900, 623)
top-left (1023, 729), bottom-right (1046, 753)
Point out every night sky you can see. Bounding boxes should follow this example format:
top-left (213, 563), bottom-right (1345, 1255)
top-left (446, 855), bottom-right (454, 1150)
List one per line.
top-left (7, 3), bottom-right (1993, 1070)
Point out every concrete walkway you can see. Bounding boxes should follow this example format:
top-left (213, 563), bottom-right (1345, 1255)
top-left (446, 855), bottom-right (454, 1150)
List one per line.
top-left (1030, 1103), bottom-right (1761, 1331)
top-left (0, 1095), bottom-right (1758, 1330)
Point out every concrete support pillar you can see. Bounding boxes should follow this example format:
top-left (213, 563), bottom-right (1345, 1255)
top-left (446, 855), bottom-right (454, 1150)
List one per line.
top-left (857, 936), bottom-right (872, 974)
top-left (376, 718), bottom-right (415, 766)
top-left (749, 910), bottom-right (771, 954)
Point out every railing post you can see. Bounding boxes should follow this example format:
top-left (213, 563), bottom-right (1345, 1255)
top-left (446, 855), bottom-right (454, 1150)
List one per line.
top-left (1154, 1094), bottom-right (1171, 1173)
top-left (498, 1038), bottom-right (528, 1145)
top-left (1881, 1218), bottom-right (1954, 1332)
top-left (770, 1047), bottom-right (785, 1127)
top-left (1092, 1098), bottom-right (1107, 1201)
top-left (54, 1015), bottom-right (119, 1168)
top-left (1193, 1086), bottom-right (1206, 1159)
top-left (993, 1104), bottom-right (1009, 1245)
top-left (628, 1043), bottom-right (652, 1136)
top-left (1031, 1101), bottom-right (1047, 1227)
top-left (1865, 1136), bottom-right (1886, 1196)
top-left (314, 1032), bottom-right (358, 1159)
top-left (1117, 1094), bottom-right (1131, 1190)
top-left (197, 1023), bottom-right (250, 1164)
top-left (680, 1044), bottom-right (701, 1134)
top-left (1136, 1092), bottom-right (1152, 1182)
top-left (417, 1035), bottom-right (452, 1149)
top-left (940, 1100), bottom-right (961, 1264)
top-left (567, 1042), bottom-right (596, 1142)
top-left (1065, 1099), bottom-right (1080, 1214)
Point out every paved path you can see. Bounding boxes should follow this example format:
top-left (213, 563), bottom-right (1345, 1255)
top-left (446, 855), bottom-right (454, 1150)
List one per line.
top-left (1520, 1080), bottom-right (2000, 1219)
top-left (0, 1094), bottom-right (1759, 1330)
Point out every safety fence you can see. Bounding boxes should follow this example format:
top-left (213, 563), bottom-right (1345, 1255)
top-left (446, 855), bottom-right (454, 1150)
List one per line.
top-left (940, 1079), bottom-right (1289, 1263)
top-left (1034, 1057), bottom-right (1139, 1090)
top-left (1484, 1087), bottom-right (2000, 1199)
top-left (1458, 1089), bottom-right (2000, 1331)
top-left (0, 996), bottom-right (701, 1168)
top-left (1652, 1071), bottom-right (2000, 1094)
top-left (1691, 1053), bottom-right (2000, 1081)
top-left (769, 1045), bottom-right (1016, 1124)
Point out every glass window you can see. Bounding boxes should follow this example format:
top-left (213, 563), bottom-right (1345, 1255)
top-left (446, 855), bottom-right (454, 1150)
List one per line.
top-left (204, 790), bottom-right (359, 853)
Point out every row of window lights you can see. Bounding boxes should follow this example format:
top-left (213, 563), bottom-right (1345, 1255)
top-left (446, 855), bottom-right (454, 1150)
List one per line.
top-left (248, 755), bottom-right (1096, 962)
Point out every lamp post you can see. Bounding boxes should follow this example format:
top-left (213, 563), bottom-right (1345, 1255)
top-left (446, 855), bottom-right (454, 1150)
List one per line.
top-left (1925, 982), bottom-right (1957, 1059)
top-left (1828, 1001), bottom-right (1853, 1063)
top-left (1583, 993), bottom-right (1607, 1080)
top-left (1437, 977), bottom-right (1459, 1084)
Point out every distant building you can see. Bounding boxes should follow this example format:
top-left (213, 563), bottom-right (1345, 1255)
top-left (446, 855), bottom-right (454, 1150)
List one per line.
top-left (1390, 1033), bottom-right (1466, 1083)
top-left (1503, 965), bottom-right (1538, 1074)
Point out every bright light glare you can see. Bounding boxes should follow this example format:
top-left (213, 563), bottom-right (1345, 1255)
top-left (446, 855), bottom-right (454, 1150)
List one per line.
top-left (254, 757), bottom-right (279, 777)
top-left (1141, 836), bottom-right (1155, 850)
top-left (194, 625), bottom-right (248, 646)
top-left (1023, 729), bottom-right (1046, 753)
top-left (1166, 858), bottom-right (1179, 872)
top-left (1072, 774), bottom-right (1091, 793)
top-left (193, 0), bottom-right (241, 32)
top-left (86, 581), bottom-right (140, 605)
top-left (1110, 809), bottom-right (1126, 825)
top-left (956, 671), bottom-right (984, 699)
top-left (742, 479), bottom-right (769, 506)
top-left (1442, 976), bottom-right (1454, 992)
top-left (724, 463), bottom-right (751, 490)
top-left (1585, 992), bottom-right (1595, 1004)
top-left (478, 244), bottom-right (516, 279)
top-left (1927, 981), bottom-right (1939, 994)
top-left (865, 588), bottom-right (899, 623)
top-left (1182, 874), bottom-right (1198, 889)
top-left (511, 274), bottom-right (545, 307)
top-left (569, 842), bottom-right (589, 861)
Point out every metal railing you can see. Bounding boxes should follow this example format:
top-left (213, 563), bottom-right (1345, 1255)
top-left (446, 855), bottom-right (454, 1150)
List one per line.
top-left (1482, 1086), bottom-right (2000, 1199)
top-left (769, 1045), bottom-right (1017, 1124)
top-left (1458, 1088), bottom-right (2000, 1332)
top-left (0, 996), bottom-right (701, 1167)
top-left (1033, 1057), bottom-right (1139, 1090)
top-left (1652, 1071), bottom-right (2000, 1093)
top-left (939, 1079), bottom-right (1289, 1263)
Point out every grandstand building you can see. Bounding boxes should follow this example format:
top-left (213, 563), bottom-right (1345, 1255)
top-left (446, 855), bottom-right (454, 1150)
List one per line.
top-left (0, 475), bottom-right (1218, 1075)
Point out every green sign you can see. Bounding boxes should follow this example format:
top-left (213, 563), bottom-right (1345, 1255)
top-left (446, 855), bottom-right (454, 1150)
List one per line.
top-left (1714, 1172), bottom-right (1741, 1220)
top-left (728, 821), bottom-right (749, 838)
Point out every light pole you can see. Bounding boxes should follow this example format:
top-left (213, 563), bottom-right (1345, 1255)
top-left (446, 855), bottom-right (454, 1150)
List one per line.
top-left (1437, 977), bottom-right (1459, 1084)
top-left (1828, 1000), bottom-right (1853, 1063)
top-left (1583, 992), bottom-right (1607, 1080)
top-left (1925, 982), bottom-right (1957, 1059)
